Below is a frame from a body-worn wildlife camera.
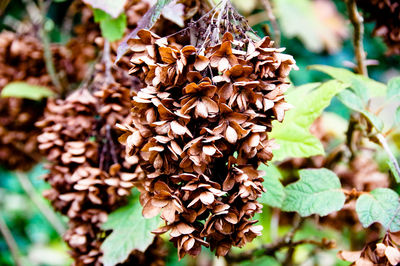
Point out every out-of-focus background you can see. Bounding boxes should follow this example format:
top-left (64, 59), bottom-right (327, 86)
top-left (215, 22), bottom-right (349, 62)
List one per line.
top-left (0, 0), bottom-right (399, 265)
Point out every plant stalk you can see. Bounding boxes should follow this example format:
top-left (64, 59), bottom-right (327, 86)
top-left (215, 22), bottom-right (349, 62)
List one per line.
top-left (0, 215), bottom-right (22, 266)
top-left (15, 172), bottom-right (66, 236)
top-left (345, 0), bottom-right (368, 76)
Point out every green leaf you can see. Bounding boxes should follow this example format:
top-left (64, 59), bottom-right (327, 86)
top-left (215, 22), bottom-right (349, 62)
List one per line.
top-left (116, 0), bottom-right (174, 62)
top-left (259, 164), bottom-right (285, 208)
top-left (1, 82), bottom-right (54, 100)
top-left (83, 0), bottom-right (126, 18)
top-left (101, 200), bottom-right (161, 266)
top-left (395, 106), bottom-right (400, 126)
top-left (270, 80), bottom-right (349, 161)
top-left (93, 9), bottom-right (127, 42)
top-left (356, 188), bottom-right (400, 232)
top-left (388, 161), bottom-right (400, 183)
top-left (309, 65), bottom-right (387, 97)
top-left (387, 76), bottom-right (400, 100)
top-left (360, 110), bottom-right (384, 132)
top-left (337, 90), bottom-right (384, 131)
top-left (282, 168), bottom-right (346, 217)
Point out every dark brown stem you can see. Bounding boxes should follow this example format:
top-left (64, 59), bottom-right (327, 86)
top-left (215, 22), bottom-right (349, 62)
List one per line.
top-left (261, 0), bottom-right (280, 46)
top-left (226, 238), bottom-right (334, 263)
top-left (226, 216), bottom-right (305, 263)
top-left (0, 215), bottom-right (22, 266)
top-left (345, 0), bottom-right (368, 76)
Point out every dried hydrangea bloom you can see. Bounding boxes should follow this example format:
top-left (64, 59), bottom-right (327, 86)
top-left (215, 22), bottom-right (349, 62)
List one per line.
top-left (0, 31), bottom-right (76, 171)
top-left (357, 0), bottom-right (400, 55)
top-left (37, 65), bottom-right (161, 264)
top-left (120, 28), bottom-right (297, 258)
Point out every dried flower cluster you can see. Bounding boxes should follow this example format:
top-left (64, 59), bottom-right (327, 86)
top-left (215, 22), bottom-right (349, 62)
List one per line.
top-left (36, 64), bottom-right (161, 264)
top-left (119, 29), bottom-right (297, 257)
top-left (0, 31), bottom-right (68, 170)
top-left (357, 0), bottom-right (400, 55)
top-left (339, 233), bottom-right (400, 265)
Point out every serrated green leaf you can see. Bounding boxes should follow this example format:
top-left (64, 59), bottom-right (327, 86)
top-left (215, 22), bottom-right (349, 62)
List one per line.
top-left (282, 168), bottom-right (346, 217)
top-left (309, 65), bottom-right (387, 97)
top-left (93, 9), bottom-right (127, 42)
top-left (356, 188), bottom-right (400, 232)
top-left (388, 161), bottom-right (400, 183)
top-left (270, 80), bottom-right (349, 161)
top-left (83, 0), bottom-right (126, 18)
top-left (271, 126), bottom-right (325, 161)
top-left (387, 76), bottom-right (400, 100)
top-left (259, 164), bottom-right (285, 208)
top-left (1, 82), bottom-right (54, 100)
top-left (101, 200), bottom-right (161, 266)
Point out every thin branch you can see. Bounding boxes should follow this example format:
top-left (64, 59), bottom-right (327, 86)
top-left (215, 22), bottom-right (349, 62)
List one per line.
top-left (226, 216), bottom-right (305, 263)
top-left (376, 133), bottom-right (400, 179)
top-left (0, 215), bottom-right (22, 266)
top-left (102, 39), bottom-right (115, 85)
top-left (261, 0), bottom-right (280, 47)
top-left (15, 172), bottom-right (66, 236)
top-left (37, 0), bottom-right (63, 94)
top-left (226, 237), bottom-right (334, 263)
top-left (345, 0), bottom-right (368, 76)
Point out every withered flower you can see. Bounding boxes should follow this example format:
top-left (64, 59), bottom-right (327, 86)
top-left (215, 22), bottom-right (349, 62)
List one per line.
top-left (122, 27), bottom-right (297, 258)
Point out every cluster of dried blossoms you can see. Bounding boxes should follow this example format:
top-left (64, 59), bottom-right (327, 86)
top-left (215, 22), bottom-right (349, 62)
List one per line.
top-left (119, 29), bottom-right (296, 258)
top-left (66, 0), bottom-right (150, 70)
top-left (36, 63), bottom-right (165, 264)
top-left (357, 0), bottom-right (400, 55)
top-left (0, 31), bottom-right (78, 170)
top-left (339, 232), bottom-right (400, 265)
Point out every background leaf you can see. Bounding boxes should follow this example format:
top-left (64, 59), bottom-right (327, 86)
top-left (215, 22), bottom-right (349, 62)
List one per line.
top-left (282, 168), bottom-right (346, 217)
top-left (101, 199), bottom-right (161, 266)
top-left (83, 0), bottom-right (126, 18)
top-left (387, 76), bottom-right (400, 100)
top-left (93, 9), bottom-right (127, 42)
top-left (273, 0), bottom-right (347, 53)
top-left (259, 164), bottom-right (285, 208)
top-left (309, 65), bottom-right (387, 97)
top-left (1, 82), bottom-right (54, 100)
top-left (270, 80), bottom-right (349, 161)
top-left (356, 188), bottom-right (400, 232)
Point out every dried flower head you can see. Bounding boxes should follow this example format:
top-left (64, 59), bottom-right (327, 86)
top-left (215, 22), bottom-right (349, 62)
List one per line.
top-left (120, 25), bottom-right (297, 258)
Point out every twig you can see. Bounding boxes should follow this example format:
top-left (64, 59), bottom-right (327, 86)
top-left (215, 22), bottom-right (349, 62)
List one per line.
top-left (15, 172), bottom-right (66, 236)
top-left (261, 0), bottom-right (280, 47)
top-left (102, 39), bottom-right (115, 85)
top-left (226, 216), bottom-right (305, 263)
top-left (345, 0), bottom-right (368, 76)
top-left (37, 0), bottom-right (63, 94)
top-left (376, 133), bottom-right (400, 179)
top-left (0, 215), bottom-right (22, 266)
top-left (226, 237), bottom-right (334, 263)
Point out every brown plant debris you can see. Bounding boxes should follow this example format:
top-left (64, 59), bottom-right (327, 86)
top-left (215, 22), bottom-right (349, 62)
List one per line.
top-left (120, 22), bottom-right (297, 258)
top-left (357, 0), bottom-right (400, 55)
